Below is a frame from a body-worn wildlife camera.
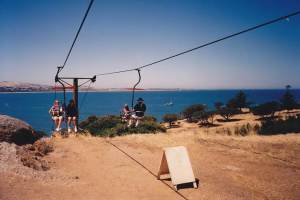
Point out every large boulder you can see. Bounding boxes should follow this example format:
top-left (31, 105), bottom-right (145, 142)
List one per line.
top-left (0, 115), bottom-right (42, 145)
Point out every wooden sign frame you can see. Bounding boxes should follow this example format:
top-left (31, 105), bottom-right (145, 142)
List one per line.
top-left (157, 146), bottom-right (197, 190)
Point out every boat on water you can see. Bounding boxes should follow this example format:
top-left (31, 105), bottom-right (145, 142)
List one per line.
top-left (164, 101), bottom-right (173, 106)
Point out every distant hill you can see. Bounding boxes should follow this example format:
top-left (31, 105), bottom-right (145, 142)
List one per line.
top-left (0, 81), bottom-right (52, 92)
top-left (0, 81), bottom-right (184, 92)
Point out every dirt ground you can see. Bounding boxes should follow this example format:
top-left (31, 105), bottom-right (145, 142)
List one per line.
top-left (1, 113), bottom-right (300, 200)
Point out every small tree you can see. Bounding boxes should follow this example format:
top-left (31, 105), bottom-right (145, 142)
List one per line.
top-left (192, 110), bottom-right (217, 126)
top-left (163, 114), bottom-right (178, 128)
top-left (215, 101), bottom-right (238, 121)
top-left (251, 101), bottom-right (280, 119)
top-left (226, 91), bottom-right (249, 112)
top-left (207, 110), bottom-right (217, 125)
top-left (218, 107), bottom-right (239, 121)
top-left (182, 104), bottom-right (206, 122)
top-left (192, 111), bottom-right (208, 125)
top-left (280, 85), bottom-right (299, 111)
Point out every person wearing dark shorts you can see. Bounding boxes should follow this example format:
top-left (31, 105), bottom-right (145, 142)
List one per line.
top-left (128, 98), bottom-right (146, 127)
top-left (66, 100), bottom-right (78, 133)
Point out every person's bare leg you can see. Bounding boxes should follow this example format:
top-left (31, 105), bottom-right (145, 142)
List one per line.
top-left (73, 117), bottom-right (77, 132)
top-left (67, 117), bottom-right (71, 133)
top-left (57, 117), bottom-right (63, 131)
top-left (128, 117), bottom-right (133, 127)
top-left (135, 119), bottom-right (140, 127)
top-left (54, 118), bottom-right (59, 130)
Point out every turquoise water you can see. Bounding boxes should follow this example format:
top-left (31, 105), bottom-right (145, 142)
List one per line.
top-left (0, 90), bottom-right (299, 134)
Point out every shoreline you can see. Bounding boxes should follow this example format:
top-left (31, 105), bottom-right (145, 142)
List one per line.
top-left (1, 88), bottom-right (300, 94)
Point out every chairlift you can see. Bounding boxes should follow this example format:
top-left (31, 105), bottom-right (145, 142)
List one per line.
top-left (131, 69), bottom-right (142, 109)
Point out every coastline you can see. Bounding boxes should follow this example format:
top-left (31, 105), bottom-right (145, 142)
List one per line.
top-left (1, 88), bottom-right (300, 94)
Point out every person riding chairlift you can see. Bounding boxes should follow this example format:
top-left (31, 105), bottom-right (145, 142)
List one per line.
top-left (49, 100), bottom-right (64, 131)
top-left (121, 104), bottom-right (131, 122)
top-left (128, 98), bottom-right (146, 127)
top-left (66, 100), bottom-right (78, 133)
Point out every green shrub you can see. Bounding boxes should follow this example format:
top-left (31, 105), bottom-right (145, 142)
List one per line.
top-left (227, 91), bottom-right (250, 111)
top-left (218, 107), bottom-right (239, 121)
top-left (234, 124), bottom-right (251, 136)
top-left (190, 110), bottom-right (217, 126)
top-left (163, 114), bottom-right (178, 127)
top-left (132, 121), bottom-right (166, 133)
top-left (182, 104), bottom-right (206, 122)
top-left (251, 101), bottom-right (281, 119)
top-left (280, 85), bottom-right (299, 111)
top-left (207, 111), bottom-right (217, 124)
top-left (79, 115), bottom-right (98, 128)
top-left (191, 111), bottom-right (207, 124)
top-left (79, 115), bottom-right (165, 137)
top-left (215, 100), bottom-right (239, 121)
top-left (258, 115), bottom-right (300, 135)
top-left (143, 115), bottom-right (157, 122)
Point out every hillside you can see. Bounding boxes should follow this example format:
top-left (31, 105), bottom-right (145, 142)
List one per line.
top-left (0, 81), bottom-right (183, 92)
top-left (0, 81), bottom-right (52, 92)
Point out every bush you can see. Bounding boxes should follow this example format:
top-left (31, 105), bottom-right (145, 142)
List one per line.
top-left (182, 104), bottom-right (206, 122)
top-left (163, 114), bottom-right (178, 127)
top-left (191, 111), bottom-right (206, 125)
top-left (79, 115), bottom-right (98, 128)
top-left (143, 115), bottom-right (157, 122)
top-left (218, 107), bottom-right (239, 121)
top-left (79, 115), bottom-right (120, 135)
top-left (251, 101), bottom-right (281, 119)
top-left (207, 111), bottom-right (217, 124)
top-left (227, 91), bottom-right (250, 111)
top-left (131, 121), bottom-right (166, 134)
top-left (258, 116), bottom-right (300, 135)
top-left (234, 123), bottom-right (253, 136)
top-left (190, 110), bottom-right (217, 126)
top-left (79, 115), bottom-right (165, 137)
top-left (280, 85), bottom-right (299, 111)
top-left (215, 100), bottom-right (239, 121)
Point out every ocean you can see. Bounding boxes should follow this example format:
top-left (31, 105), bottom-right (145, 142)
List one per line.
top-left (0, 90), bottom-right (299, 134)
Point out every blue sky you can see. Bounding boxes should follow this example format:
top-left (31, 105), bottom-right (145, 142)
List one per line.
top-left (0, 0), bottom-right (300, 89)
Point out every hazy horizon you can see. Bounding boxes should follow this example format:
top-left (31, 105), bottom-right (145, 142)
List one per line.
top-left (1, 0), bottom-right (300, 89)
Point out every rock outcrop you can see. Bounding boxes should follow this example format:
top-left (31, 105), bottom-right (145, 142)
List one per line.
top-left (0, 115), bottom-right (42, 145)
top-left (16, 139), bottom-right (54, 171)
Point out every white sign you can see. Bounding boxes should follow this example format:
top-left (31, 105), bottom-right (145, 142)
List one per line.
top-left (157, 146), bottom-right (197, 190)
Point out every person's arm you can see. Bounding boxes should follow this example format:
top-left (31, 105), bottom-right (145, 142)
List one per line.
top-left (142, 104), bottom-right (146, 112)
top-left (134, 104), bottom-right (138, 111)
top-left (49, 107), bottom-right (53, 115)
top-left (60, 106), bottom-right (65, 115)
top-left (75, 106), bottom-right (78, 116)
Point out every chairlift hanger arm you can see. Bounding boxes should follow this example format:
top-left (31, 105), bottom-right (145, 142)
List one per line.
top-left (58, 75), bottom-right (96, 88)
top-left (58, 77), bottom-right (95, 80)
top-left (133, 69), bottom-right (141, 90)
top-left (54, 67), bottom-right (66, 107)
top-left (59, 79), bottom-right (73, 87)
top-left (131, 69), bottom-right (142, 108)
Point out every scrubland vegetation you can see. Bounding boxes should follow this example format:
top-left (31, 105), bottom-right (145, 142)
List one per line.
top-left (79, 115), bottom-right (166, 137)
top-left (80, 86), bottom-right (299, 137)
